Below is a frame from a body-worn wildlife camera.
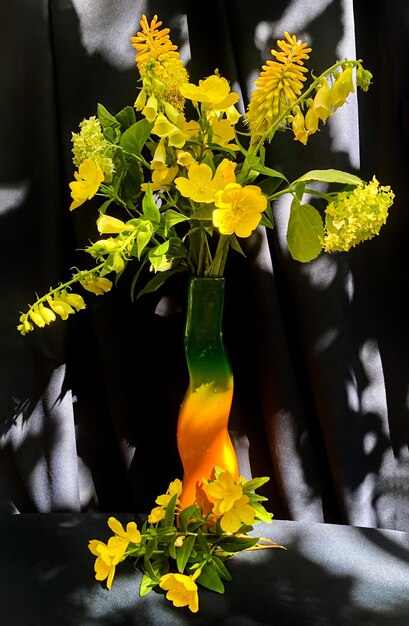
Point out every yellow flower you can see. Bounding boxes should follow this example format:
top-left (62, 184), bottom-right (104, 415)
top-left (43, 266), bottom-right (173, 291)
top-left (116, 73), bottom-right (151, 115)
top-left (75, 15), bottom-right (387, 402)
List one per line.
top-left (155, 478), bottom-right (183, 508)
top-left (88, 537), bottom-right (125, 590)
top-left (210, 118), bottom-right (239, 150)
top-left (69, 159), bottom-right (104, 211)
top-left (180, 74), bottom-right (239, 112)
top-left (141, 165), bottom-right (178, 192)
top-left (219, 494), bottom-right (256, 533)
top-left (323, 177), bottom-right (394, 252)
top-left (159, 572), bottom-right (200, 613)
top-left (131, 15), bottom-right (189, 111)
top-left (305, 106), bottom-right (319, 133)
top-left (290, 106), bottom-right (308, 145)
top-left (205, 470), bottom-right (243, 514)
top-left (71, 116), bottom-right (114, 181)
top-left (97, 215), bottom-right (129, 234)
top-left (59, 291), bottom-right (86, 311)
top-left (80, 275), bottom-right (113, 295)
top-left (148, 506), bottom-right (166, 523)
top-left (46, 296), bottom-right (75, 320)
top-left (108, 516), bottom-right (142, 546)
top-left (175, 163), bottom-right (225, 203)
top-left (17, 314), bottom-right (34, 335)
top-left (330, 67), bottom-right (355, 111)
top-left (176, 150), bottom-right (196, 168)
top-left (246, 32), bottom-right (311, 134)
top-left (142, 94), bottom-right (159, 122)
top-left (312, 79), bottom-right (332, 123)
top-left (213, 183), bottom-right (267, 237)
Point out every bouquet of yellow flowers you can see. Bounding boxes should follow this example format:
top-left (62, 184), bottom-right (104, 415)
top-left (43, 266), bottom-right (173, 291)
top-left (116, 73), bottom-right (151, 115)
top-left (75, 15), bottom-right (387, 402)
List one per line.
top-left (17, 14), bottom-right (393, 335)
top-left (16, 13), bottom-right (394, 613)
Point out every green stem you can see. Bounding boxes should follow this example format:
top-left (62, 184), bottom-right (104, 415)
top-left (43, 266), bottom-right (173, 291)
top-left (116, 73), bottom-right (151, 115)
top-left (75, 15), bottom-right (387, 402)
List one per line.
top-left (205, 235), bottom-right (229, 277)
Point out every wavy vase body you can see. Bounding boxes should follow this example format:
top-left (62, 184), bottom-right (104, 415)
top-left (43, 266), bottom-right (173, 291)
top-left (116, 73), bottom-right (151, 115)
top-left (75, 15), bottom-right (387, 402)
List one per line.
top-left (177, 277), bottom-right (239, 509)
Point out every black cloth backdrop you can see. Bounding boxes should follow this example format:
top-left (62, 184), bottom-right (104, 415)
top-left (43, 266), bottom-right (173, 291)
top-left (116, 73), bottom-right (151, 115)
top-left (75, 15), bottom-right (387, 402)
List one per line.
top-left (1, 0), bottom-right (408, 529)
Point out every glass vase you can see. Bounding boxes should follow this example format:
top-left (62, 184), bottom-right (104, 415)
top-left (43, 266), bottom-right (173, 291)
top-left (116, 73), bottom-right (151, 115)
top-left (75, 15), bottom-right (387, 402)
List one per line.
top-left (177, 277), bottom-right (239, 508)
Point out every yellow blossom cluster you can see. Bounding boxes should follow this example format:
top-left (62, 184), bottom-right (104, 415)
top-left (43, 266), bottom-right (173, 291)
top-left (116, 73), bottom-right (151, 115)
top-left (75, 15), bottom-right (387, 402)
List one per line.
top-left (17, 291), bottom-right (86, 335)
top-left (246, 31), bottom-right (311, 134)
top-left (323, 177), bottom-right (395, 252)
top-left (72, 116), bottom-right (115, 181)
top-left (131, 14), bottom-right (189, 112)
top-left (290, 66), bottom-right (357, 145)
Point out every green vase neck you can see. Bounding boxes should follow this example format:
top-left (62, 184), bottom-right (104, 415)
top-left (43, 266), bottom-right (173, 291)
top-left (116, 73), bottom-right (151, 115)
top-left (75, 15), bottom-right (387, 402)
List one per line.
top-left (184, 277), bottom-right (231, 388)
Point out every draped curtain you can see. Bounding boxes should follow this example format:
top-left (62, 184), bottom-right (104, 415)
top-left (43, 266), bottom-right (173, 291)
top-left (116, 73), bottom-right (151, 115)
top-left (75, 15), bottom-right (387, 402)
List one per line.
top-left (1, 0), bottom-right (408, 531)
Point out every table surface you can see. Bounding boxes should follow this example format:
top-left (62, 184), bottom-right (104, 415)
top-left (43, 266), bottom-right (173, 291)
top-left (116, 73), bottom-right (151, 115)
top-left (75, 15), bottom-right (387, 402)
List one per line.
top-left (1, 513), bottom-right (409, 626)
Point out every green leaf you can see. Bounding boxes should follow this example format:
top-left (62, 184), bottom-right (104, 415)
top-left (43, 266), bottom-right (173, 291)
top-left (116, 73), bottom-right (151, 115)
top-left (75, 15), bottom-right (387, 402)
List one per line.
top-left (251, 501), bottom-right (274, 523)
top-left (260, 213), bottom-right (274, 229)
top-left (251, 163), bottom-right (287, 180)
top-left (137, 265), bottom-right (187, 298)
top-left (258, 177), bottom-right (283, 197)
top-left (242, 477), bottom-right (270, 493)
top-left (196, 529), bottom-right (211, 556)
top-left (168, 536), bottom-right (177, 560)
top-left (178, 504), bottom-right (199, 533)
top-left (176, 535), bottom-right (196, 573)
top-left (144, 537), bottom-right (157, 561)
top-left (136, 229), bottom-right (152, 259)
top-left (130, 255), bottom-right (148, 301)
top-left (142, 186), bottom-right (160, 223)
top-left (97, 103), bottom-right (121, 132)
top-left (286, 202), bottom-right (324, 263)
top-left (218, 536), bottom-right (259, 553)
top-left (119, 158), bottom-right (143, 201)
top-left (211, 556), bottom-right (232, 582)
top-left (98, 199), bottom-right (113, 215)
top-left (197, 561), bottom-right (225, 594)
top-left (228, 234), bottom-right (246, 257)
top-left (295, 169), bottom-right (363, 186)
top-left (148, 241), bottom-right (170, 272)
top-left (191, 206), bottom-right (214, 220)
top-left (120, 119), bottom-right (154, 156)
top-left (165, 209), bottom-right (190, 229)
top-left (140, 572), bottom-right (158, 597)
top-left (164, 493), bottom-right (178, 527)
top-left (116, 106), bottom-right (137, 131)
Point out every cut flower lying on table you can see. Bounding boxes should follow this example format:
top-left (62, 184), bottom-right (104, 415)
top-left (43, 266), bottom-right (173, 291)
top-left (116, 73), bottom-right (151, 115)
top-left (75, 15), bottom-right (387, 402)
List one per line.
top-left (89, 469), bottom-right (282, 613)
top-left (17, 14), bottom-right (394, 335)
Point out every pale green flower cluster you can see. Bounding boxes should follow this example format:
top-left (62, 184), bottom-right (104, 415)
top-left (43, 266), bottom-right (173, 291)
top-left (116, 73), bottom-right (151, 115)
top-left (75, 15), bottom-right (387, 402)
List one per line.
top-left (323, 177), bottom-right (394, 252)
top-left (72, 116), bottom-right (115, 181)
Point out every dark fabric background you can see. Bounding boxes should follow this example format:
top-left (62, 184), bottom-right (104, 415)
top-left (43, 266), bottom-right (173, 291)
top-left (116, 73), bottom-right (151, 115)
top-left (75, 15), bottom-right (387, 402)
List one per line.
top-left (1, 0), bottom-right (408, 529)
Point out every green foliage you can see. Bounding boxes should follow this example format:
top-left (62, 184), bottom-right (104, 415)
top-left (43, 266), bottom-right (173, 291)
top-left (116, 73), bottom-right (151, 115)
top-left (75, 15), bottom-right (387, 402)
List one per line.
top-left (287, 200), bottom-right (324, 262)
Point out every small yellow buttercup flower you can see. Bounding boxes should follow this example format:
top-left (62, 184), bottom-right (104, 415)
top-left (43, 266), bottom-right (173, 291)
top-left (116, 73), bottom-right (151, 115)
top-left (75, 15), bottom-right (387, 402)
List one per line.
top-left (141, 165), bottom-right (178, 192)
top-left (204, 470), bottom-right (243, 514)
top-left (159, 572), bottom-right (200, 613)
top-left (148, 506), bottom-right (166, 523)
top-left (69, 159), bottom-right (104, 211)
top-left (219, 494), bottom-right (256, 533)
top-left (175, 163), bottom-right (225, 203)
top-left (88, 538), bottom-right (123, 590)
top-left (155, 478), bottom-right (183, 508)
top-left (213, 183), bottom-right (267, 237)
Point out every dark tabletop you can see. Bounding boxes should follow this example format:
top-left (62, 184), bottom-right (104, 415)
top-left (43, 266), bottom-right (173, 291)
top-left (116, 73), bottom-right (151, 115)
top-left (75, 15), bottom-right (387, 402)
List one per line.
top-left (1, 514), bottom-right (409, 625)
